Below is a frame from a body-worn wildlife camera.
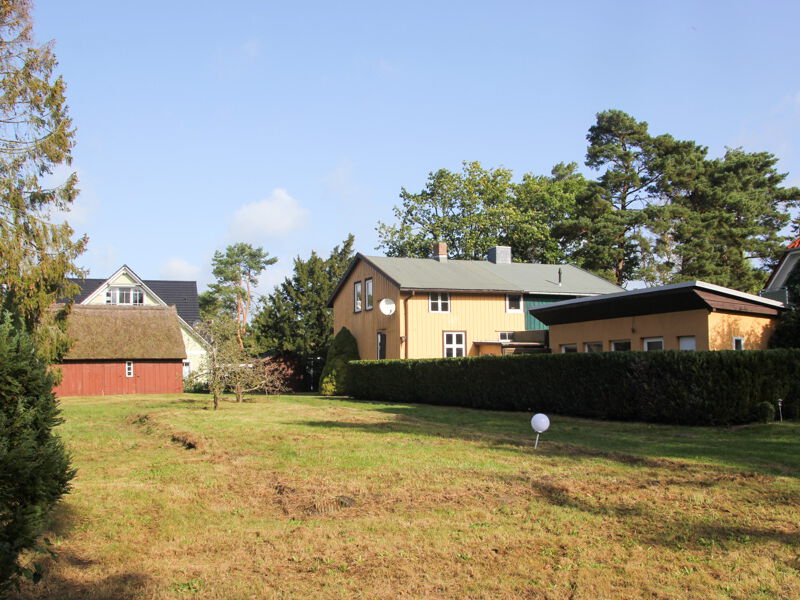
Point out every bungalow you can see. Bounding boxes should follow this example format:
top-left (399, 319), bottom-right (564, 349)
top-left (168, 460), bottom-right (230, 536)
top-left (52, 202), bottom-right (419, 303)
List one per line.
top-left (327, 243), bottom-right (622, 360)
top-left (53, 305), bottom-right (187, 396)
top-left (530, 280), bottom-right (786, 353)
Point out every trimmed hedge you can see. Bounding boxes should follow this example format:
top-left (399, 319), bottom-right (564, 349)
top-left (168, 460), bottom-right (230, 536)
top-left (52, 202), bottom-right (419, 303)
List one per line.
top-left (347, 350), bottom-right (800, 426)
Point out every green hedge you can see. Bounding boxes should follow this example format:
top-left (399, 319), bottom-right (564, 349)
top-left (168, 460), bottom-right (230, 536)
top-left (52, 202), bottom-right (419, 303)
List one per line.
top-left (347, 350), bottom-right (800, 425)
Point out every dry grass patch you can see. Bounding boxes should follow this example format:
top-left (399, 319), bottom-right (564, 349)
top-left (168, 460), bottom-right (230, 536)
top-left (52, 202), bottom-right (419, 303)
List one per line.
top-left (8, 394), bottom-right (800, 599)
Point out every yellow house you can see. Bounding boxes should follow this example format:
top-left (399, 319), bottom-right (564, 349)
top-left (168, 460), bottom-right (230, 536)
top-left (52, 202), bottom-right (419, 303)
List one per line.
top-left (327, 244), bottom-right (622, 360)
top-left (68, 265), bottom-right (207, 375)
top-left (530, 281), bottom-right (786, 353)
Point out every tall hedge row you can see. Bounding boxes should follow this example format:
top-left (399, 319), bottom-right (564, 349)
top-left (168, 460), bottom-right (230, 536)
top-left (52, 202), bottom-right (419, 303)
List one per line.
top-left (347, 350), bottom-right (800, 425)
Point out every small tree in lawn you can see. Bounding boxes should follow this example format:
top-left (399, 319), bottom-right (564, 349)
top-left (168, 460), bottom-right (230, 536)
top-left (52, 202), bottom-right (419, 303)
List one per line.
top-left (0, 313), bottom-right (74, 591)
top-left (190, 316), bottom-right (239, 410)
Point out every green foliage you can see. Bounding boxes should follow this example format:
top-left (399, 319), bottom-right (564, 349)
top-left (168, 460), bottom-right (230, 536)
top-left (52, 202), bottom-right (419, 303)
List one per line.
top-left (377, 161), bottom-right (583, 263)
top-left (203, 243), bottom-right (277, 344)
top-left (769, 310), bottom-right (800, 348)
top-left (252, 235), bottom-right (355, 388)
top-left (348, 350), bottom-right (800, 426)
top-left (0, 0), bottom-right (86, 360)
top-left (0, 313), bottom-right (74, 590)
top-left (757, 401), bottom-right (775, 424)
top-left (319, 327), bottom-right (360, 396)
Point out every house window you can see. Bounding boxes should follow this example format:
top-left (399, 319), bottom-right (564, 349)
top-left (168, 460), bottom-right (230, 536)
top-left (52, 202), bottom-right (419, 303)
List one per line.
top-left (506, 294), bottom-right (523, 313)
top-left (377, 332), bottom-right (386, 359)
top-left (584, 342), bottom-right (603, 353)
top-left (679, 336), bottom-right (696, 351)
top-left (644, 337), bottom-right (664, 351)
top-left (106, 286), bottom-right (144, 305)
top-left (561, 344), bottom-right (578, 353)
top-left (499, 331), bottom-right (513, 342)
top-left (365, 278), bottom-right (374, 311)
top-left (611, 340), bottom-right (631, 351)
top-left (182, 360), bottom-right (191, 378)
top-left (126, 361), bottom-right (134, 377)
top-left (429, 293), bottom-right (450, 313)
top-left (443, 331), bottom-right (465, 357)
top-left (733, 337), bottom-right (745, 351)
top-left (354, 281), bottom-right (362, 313)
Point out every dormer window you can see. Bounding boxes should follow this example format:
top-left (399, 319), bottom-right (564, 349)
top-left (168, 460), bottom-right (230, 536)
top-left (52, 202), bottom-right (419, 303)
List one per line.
top-left (106, 286), bottom-right (144, 305)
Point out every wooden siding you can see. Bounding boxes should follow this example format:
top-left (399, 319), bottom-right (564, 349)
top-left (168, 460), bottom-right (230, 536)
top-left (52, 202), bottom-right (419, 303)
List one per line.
top-left (332, 260), bottom-right (403, 360)
top-left (53, 360), bottom-right (183, 397)
top-left (404, 292), bottom-right (525, 358)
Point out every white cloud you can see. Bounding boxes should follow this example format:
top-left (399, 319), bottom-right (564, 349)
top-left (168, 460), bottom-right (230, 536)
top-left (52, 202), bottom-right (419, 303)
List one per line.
top-left (228, 188), bottom-right (309, 242)
top-left (160, 257), bottom-right (201, 280)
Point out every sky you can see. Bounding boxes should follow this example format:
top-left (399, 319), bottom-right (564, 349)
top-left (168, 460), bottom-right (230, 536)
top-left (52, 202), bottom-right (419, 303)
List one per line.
top-left (33, 0), bottom-right (800, 295)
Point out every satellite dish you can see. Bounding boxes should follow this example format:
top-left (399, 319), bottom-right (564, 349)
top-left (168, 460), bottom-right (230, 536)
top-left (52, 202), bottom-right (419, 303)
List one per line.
top-left (378, 298), bottom-right (396, 316)
top-left (531, 413), bottom-right (550, 449)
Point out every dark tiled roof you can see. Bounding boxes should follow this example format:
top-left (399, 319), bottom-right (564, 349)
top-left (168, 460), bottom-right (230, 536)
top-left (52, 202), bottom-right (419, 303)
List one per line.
top-left (144, 280), bottom-right (201, 325)
top-left (67, 277), bottom-right (201, 325)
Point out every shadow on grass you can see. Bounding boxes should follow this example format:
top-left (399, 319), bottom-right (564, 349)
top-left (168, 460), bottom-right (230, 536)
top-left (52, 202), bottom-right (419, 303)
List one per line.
top-left (303, 399), bottom-right (800, 477)
top-left (9, 568), bottom-right (154, 600)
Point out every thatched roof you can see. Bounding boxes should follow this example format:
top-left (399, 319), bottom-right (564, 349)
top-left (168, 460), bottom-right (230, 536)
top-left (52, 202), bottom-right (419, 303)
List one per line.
top-left (62, 305), bottom-right (186, 360)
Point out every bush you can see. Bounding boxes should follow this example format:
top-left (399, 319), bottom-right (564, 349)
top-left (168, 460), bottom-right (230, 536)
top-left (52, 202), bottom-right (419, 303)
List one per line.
top-left (757, 401), bottom-right (775, 423)
top-left (769, 309), bottom-right (800, 348)
top-left (348, 349), bottom-right (800, 426)
top-left (319, 327), bottom-right (360, 396)
top-left (0, 313), bottom-right (75, 590)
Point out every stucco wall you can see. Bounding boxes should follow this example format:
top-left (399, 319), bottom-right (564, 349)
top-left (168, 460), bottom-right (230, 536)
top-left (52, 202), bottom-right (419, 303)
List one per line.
top-left (707, 312), bottom-right (777, 350)
top-left (548, 309), bottom-right (711, 351)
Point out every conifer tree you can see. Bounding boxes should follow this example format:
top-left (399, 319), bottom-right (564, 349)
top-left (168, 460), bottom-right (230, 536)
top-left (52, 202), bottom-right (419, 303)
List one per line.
top-left (0, 1), bottom-right (86, 359)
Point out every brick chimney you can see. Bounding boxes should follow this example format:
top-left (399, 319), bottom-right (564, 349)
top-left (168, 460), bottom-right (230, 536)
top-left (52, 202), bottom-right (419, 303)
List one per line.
top-left (487, 246), bottom-right (512, 264)
top-left (433, 242), bottom-right (447, 262)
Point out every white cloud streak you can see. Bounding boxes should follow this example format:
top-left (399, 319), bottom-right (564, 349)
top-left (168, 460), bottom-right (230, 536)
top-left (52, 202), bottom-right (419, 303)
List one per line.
top-left (227, 188), bottom-right (309, 243)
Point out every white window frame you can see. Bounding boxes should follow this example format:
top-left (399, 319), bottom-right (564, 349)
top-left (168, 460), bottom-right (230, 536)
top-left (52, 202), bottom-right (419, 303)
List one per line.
top-left (365, 278), bottom-right (374, 311)
top-left (106, 286), bottom-right (144, 305)
top-left (611, 340), bottom-right (631, 351)
top-left (560, 344), bottom-right (577, 353)
top-left (505, 294), bottom-right (523, 313)
top-left (678, 336), bottom-right (696, 351)
top-left (644, 337), bottom-right (664, 352)
top-left (125, 361), bottom-right (134, 378)
top-left (429, 292), bottom-right (450, 313)
top-left (733, 336), bottom-right (745, 351)
top-left (443, 331), bottom-right (465, 357)
top-left (182, 360), bottom-right (191, 378)
top-left (584, 342), bottom-right (603, 353)
top-left (354, 281), bottom-right (362, 313)
top-left (499, 331), bottom-right (513, 342)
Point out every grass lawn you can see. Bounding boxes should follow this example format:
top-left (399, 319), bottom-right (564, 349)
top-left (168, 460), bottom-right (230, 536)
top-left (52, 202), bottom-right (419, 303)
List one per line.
top-left (9, 393), bottom-right (800, 600)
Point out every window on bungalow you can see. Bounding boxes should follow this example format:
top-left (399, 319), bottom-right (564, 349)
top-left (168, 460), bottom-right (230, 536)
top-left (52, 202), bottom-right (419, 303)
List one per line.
top-left (125, 361), bottom-right (134, 377)
top-left (611, 340), bottom-right (631, 351)
top-left (365, 278), bottom-right (374, 311)
top-left (560, 344), bottom-right (578, 353)
top-left (443, 331), bottom-right (465, 357)
top-left (429, 292), bottom-right (450, 313)
top-left (679, 336), bottom-right (696, 351)
top-left (182, 360), bottom-right (191, 378)
top-left (499, 331), bottom-right (514, 342)
top-left (644, 337), bottom-right (664, 351)
top-left (584, 342), bottom-right (603, 353)
top-left (506, 294), bottom-right (523, 313)
top-left (354, 281), bottom-right (362, 313)
top-left (733, 337), bottom-right (745, 351)
top-left (106, 286), bottom-right (144, 305)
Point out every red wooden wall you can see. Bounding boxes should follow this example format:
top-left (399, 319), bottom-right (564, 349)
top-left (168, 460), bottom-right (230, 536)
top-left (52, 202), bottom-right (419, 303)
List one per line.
top-left (53, 360), bottom-right (183, 397)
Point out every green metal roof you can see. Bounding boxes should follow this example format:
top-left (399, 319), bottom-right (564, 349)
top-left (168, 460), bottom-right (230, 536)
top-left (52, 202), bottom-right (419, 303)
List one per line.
top-left (360, 255), bottom-right (623, 295)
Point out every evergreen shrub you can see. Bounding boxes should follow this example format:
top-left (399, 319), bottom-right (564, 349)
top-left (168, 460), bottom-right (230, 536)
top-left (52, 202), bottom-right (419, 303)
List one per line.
top-left (348, 349), bottom-right (800, 426)
top-left (319, 327), bottom-right (360, 396)
top-left (0, 314), bottom-right (74, 590)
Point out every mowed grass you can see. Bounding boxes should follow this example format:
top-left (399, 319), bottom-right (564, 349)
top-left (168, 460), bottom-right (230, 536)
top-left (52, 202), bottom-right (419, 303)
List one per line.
top-left (9, 394), bottom-right (800, 600)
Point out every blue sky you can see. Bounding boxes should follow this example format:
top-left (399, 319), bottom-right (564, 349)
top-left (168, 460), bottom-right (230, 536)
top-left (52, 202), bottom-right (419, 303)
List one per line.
top-left (34, 0), bottom-right (800, 294)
